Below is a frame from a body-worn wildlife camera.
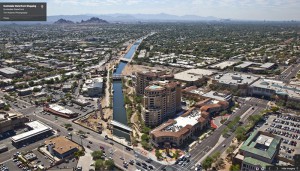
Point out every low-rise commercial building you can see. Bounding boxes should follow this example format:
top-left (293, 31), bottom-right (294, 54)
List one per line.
top-left (234, 62), bottom-right (276, 74)
top-left (0, 112), bottom-right (28, 134)
top-left (174, 69), bottom-right (216, 87)
top-left (250, 79), bottom-right (300, 102)
top-left (45, 136), bottom-right (81, 159)
top-left (209, 60), bottom-right (239, 70)
top-left (72, 99), bottom-right (90, 106)
top-left (11, 120), bottom-right (53, 147)
top-left (212, 73), bottom-right (260, 96)
top-left (150, 107), bottom-right (209, 147)
top-left (183, 87), bottom-right (232, 102)
top-left (82, 77), bottom-right (103, 97)
top-left (44, 104), bottom-right (78, 118)
top-left (234, 131), bottom-right (281, 171)
top-left (0, 67), bottom-right (22, 78)
top-left (62, 83), bottom-right (72, 92)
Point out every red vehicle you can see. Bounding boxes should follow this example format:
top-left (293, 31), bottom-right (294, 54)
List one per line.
top-left (100, 146), bottom-right (105, 150)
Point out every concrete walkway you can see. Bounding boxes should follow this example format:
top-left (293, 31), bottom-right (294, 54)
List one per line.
top-left (77, 148), bottom-right (94, 171)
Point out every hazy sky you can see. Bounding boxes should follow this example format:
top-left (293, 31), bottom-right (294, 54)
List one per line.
top-left (6, 0), bottom-right (300, 20)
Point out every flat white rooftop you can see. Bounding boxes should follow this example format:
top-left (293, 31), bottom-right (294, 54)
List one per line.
top-left (166, 109), bottom-right (203, 132)
top-left (11, 121), bottom-right (52, 143)
top-left (251, 79), bottom-right (300, 99)
top-left (214, 72), bottom-right (260, 85)
top-left (209, 61), bottom-right (239, 70)
top-left (49, 104), bottom-right (74, 115)
top-left (174, 69), bottom-right (216, 82)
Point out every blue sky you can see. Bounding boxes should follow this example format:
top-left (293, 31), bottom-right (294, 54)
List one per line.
top-left (6, 0), bottom-right (300, 20)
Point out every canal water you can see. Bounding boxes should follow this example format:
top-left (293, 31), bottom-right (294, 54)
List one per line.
top-left (112, 40), bottom-right (141, 141)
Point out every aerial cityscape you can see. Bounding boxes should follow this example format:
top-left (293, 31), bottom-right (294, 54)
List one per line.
top-left (0, 1), bottom-right (300, 171)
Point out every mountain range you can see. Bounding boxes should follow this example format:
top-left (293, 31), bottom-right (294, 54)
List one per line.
top-left (47, 13), bottom-right (219, 23)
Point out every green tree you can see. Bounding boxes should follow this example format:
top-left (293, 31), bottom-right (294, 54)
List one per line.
top-left (74, 150), bottom-right (85, 158)
top-left (64, 123), bottom-right (72, 129)
top-left (91, 151), bottom-right (103, 160)
top-left (211, 152), bottom-right (221, 162)
top-left (202, 156), bottom-right (213, 170)
top-left (235, 126), bottom-right (247, 141)
top-left (105, 159), bottom-right (115, 170)
top-left (95, 159), bottom-right (104, 170)
top-left (141, 134), bottom-right (150, 142)
top-left (173, 150), bottom-right (180, 159)
top-left (230, 164), bottom-right (240, 171)
top-left (155, 149), bottom-right (161, 159)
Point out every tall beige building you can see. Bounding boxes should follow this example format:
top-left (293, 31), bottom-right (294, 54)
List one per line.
top-left (135, 70), bottom-right (173, 95)
top-left (142, 80), bottom-right (181, 127)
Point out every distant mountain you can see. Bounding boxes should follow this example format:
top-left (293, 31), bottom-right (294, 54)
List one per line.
top-left (47, 13), bottom-right (219, 23)
top-left (54, 18), bottom-right (74, 24)
top-left (80, 17), bottom-right (108, 24)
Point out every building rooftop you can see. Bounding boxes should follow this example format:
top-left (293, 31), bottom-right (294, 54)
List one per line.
top-left (202, 91), bottom-right (232, 102)
top-left (243, 157), bottom-right (272, 168)
top-left (45, 136), bottom-right (81, 155)
top-left (49, 104), bottom-right (74, 115)
top-left (174, 69), bottom-right (216, 82)
top-left (209, 60), bottom-right (239, 70)
top-left (235, 61), bottom-right (254, 69)
top-left (82, 77), bottom-right (103, 90)
top-left (11, 121), bottom-right (52, 143)
top-left (151, 107), bottom-right (207, 138)
top-left (240, 131), bottom-right (281, 160)
top-left (214, 72), bottom-right (260, 85)
top-left (148, 85), bottom-right (164, 90)
top-left (172, 109), bottom-right (203, 131)
top-left (0, 67), bottom-right (21, 75)
top-left (251, 79), bottom-right (300, 100)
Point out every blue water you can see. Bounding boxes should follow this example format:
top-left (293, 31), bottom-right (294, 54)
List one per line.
top-left (124, 40), bottom-right (141, 59)
top-left (112, 40), bottom-right (141, 141)
top-left (114, 61), bottom-right (127, 75)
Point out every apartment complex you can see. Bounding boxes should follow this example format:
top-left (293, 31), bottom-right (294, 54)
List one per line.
top-left (142, 80), bottom-right (181, 127)
top-left (135, 70), bottom-right (173, 95)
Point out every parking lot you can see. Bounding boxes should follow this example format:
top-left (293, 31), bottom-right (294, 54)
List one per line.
top-left (259, 114), bottom-right (300, 162)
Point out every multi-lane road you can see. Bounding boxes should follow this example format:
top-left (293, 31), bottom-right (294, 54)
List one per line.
top-left (276, 63), bottom-right (300, 83)
top-left (184, 97), bottom-right (269, 170)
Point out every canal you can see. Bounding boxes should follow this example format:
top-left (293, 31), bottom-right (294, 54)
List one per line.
top-left (112, 40), bottom-right (141, 141)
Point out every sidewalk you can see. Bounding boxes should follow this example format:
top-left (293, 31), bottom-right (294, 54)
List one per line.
top-left (77, 148), bottom-right (94, 171)
top-left (134, 146), bottom-right (178, 165)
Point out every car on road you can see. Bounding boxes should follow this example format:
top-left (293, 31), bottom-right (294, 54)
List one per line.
top-left (100, 146), bottom-right (105, 150)
top-left (86, 145), bottom-right (91, 148)
top-left (109, 142), bottom-right (114, 145)
top-left (222, 144), bottom-right (226, 147)
top-left (89, 141), bottom-right (93, 144)
top-left (136, 162), bottom-right (141, 166)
